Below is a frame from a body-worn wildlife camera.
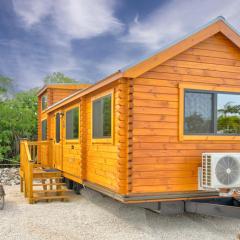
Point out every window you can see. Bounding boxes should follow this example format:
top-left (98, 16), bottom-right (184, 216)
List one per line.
top-left (217, 94), bottom-right (240, 134)
top-left (55, 113), bottom-right (61, 143)
top-left (92, 94), bottom-right (112, 138)
top-left (42, 95), bottom-right (47, 110)
top-left (184, 90), bottom-right (240, 135)
top-left (41, 119), bottom-right (47, 141)
top-left (66, 107), bottom-right (79, 139)
top-left (184, 91), bottom-right (213, 134)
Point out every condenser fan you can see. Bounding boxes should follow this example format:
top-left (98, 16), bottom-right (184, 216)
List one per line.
top-left (215, 156), bottom-right (240, 186)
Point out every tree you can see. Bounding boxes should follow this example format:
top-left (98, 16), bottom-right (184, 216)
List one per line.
top-left (185, 112), bottom-right (212, 134)
top-left (0, 75), bottom-right (13, 100)
top-left (44, 72), bottom-right (78, 84)
top-left (217, 102), bottom-right (240, 134)
top-left (218, 102), bottom-right (240, 117)
top-left (0, 88), bottom-right (38, 161)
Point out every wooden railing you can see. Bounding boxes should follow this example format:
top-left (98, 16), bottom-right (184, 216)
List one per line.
top-left (20, 140), bottom-right (37, 203)
top-left (28, 141), bottom-right (39, 164)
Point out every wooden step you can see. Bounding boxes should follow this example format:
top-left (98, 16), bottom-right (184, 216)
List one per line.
top-left (33, 189), bottom-right (70, 193)
top-left (33, 171), bottom-right (62, 176)
top-left (33, 183), bottom-right (66, 187)
top-left (33, 195), bottom-right (70, 201)
top-left (33, 174), bottom-right (62, 179)
top-left (33, 176), bottom-right (63, 180)
top-left (33, 169), bottom-right (61, 173)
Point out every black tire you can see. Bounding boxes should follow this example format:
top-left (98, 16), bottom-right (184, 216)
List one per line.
top-left (233, 199), bottom-right (240, 207)
top-left (73, 183), bottom-right (83, 195)
top-left (0, 196), bottom-right (4, 210)
top-left (65, 179), bottom-right (73, 189)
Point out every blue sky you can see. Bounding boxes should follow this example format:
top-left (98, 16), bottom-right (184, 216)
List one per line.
top-left (0, 0), bottom-right (240, 91)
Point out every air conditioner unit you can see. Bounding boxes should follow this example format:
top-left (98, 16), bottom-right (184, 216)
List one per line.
top-left (202, 153), bottom-right (240, 189)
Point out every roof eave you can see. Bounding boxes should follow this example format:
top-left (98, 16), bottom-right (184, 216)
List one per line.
top-left (45, 71), bottom-right (125, 113)
top-left (37, 85), bottom-right (48, 96)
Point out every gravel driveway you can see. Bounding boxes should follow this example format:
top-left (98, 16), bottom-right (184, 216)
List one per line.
top-left (0, 185), bottom-right (240, 240)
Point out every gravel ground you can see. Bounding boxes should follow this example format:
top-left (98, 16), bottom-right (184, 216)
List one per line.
top-left (0, 185), bottom-right (240, 240)
top-left (0, 168), bottom-right (20, 186)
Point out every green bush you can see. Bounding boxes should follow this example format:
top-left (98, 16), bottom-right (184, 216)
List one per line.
top-left (0, 88), bottom-right (38, 162)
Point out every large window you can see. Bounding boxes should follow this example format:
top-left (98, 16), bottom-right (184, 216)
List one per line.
top-left (42, 95), bottom-right (47, 111)
top-left (41, 119), bottom-right (47, 141)
top-left (92, 94), bottom-right (112, 138)
top-left (184, 90), bottom-right (240, 135)
top-left (66, 107), bottom-right (79, 139)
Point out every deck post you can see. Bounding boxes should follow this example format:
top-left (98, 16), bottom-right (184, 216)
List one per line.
top-left (28, 161), bottom-right (34, 204)
top-left (20, 176), bottom-right (23, 193)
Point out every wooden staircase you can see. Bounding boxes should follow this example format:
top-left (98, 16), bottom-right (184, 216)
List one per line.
top-left (20, 140), bottom-right (71, 204)
top-left (30, 168), bottom-right (70, 203)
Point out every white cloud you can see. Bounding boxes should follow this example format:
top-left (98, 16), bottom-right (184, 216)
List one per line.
top-left (53, 0), bottom-right (123, 39)
top-left (9, 0), bottom-right (240, 91)
top-left (122, 0), bottom-right (240, 50)
top-left (11, 0), bottom-right (123, 88)
top-left (12, 0), bottom-right (123, 39)
top-left (12, 0), bottom-right (51, 27)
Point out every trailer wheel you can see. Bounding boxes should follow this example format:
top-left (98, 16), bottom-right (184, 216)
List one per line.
top-left (65, 179), bottom-right (73, 189)
top-left (73, 183), bottom-right (83, 195)
top-left (233, 199), bottom-right (240, 207)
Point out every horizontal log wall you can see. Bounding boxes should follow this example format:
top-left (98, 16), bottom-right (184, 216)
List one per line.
top-left (85, 81), bottom-right (128, 193)
top-left (50, 89), bottom-right (79, 105)
top-left (131, 33), bottom-right (240, 193)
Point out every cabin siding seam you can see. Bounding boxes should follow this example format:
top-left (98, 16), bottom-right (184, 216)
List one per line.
top-left (81, 97), bottom-right (87, 180)
top-left (85, 82), bottom-right (120, 192)
top-left (127, 79), bottom-right (134, 193)
top-left (115, 79), bottom-right (130, 194)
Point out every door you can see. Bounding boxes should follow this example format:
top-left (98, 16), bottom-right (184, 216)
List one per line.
top-left (53, 112), bottom-right (63, 170)
top-left (62, 105), bottom-right (82, 179)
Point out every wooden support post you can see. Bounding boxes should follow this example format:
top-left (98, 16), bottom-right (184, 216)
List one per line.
top-left (49, 179), bottom-right (53, 190)
top-left (56, 178), bottom-right (61, 196)
top-left (20, 177), bottom-right (23, 193)
top-left (24, 174), bottom-right (27, 198)
top-left (28, 162), bottom-right (33, 204)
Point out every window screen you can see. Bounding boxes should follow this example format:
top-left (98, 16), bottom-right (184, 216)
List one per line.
top-left (42, 95), bottom-right (47, 110)
top-left (66, 107), bottom-right (79, 139)
top-left (55, 113), bottom-right (60, 143)
top-left (184, 91), bottom-right (213, 134)
top-left (41, 120), bottom-right (47, 141)
top-left (92, 94), bottom-right (112, 138)
top-left (184, 90), bottom-right (240, 135)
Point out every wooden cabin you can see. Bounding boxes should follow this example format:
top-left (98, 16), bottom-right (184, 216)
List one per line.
top-left (20, 17), bottom-right (240, 204)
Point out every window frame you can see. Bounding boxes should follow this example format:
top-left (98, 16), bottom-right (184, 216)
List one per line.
top-left (41, 119), bottom-right (47, 141)
top-left (179, 83), bottom-right (240, 141)
top-left (91, 90), bottom-right (114, 144)
top-left (41, 94), bottom-right (48, 111)
top-left (65, 105), bottom-right (80, 142)
top-left (55, 112), bottom-right (61, 143)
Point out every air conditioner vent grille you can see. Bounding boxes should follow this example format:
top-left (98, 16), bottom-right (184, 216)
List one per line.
top-left (202, 153), bottom-right (240, 189)
top-left (215, 156), bottom-right (240, 185)
top-left (202, 154), bottom-right (212, 187)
